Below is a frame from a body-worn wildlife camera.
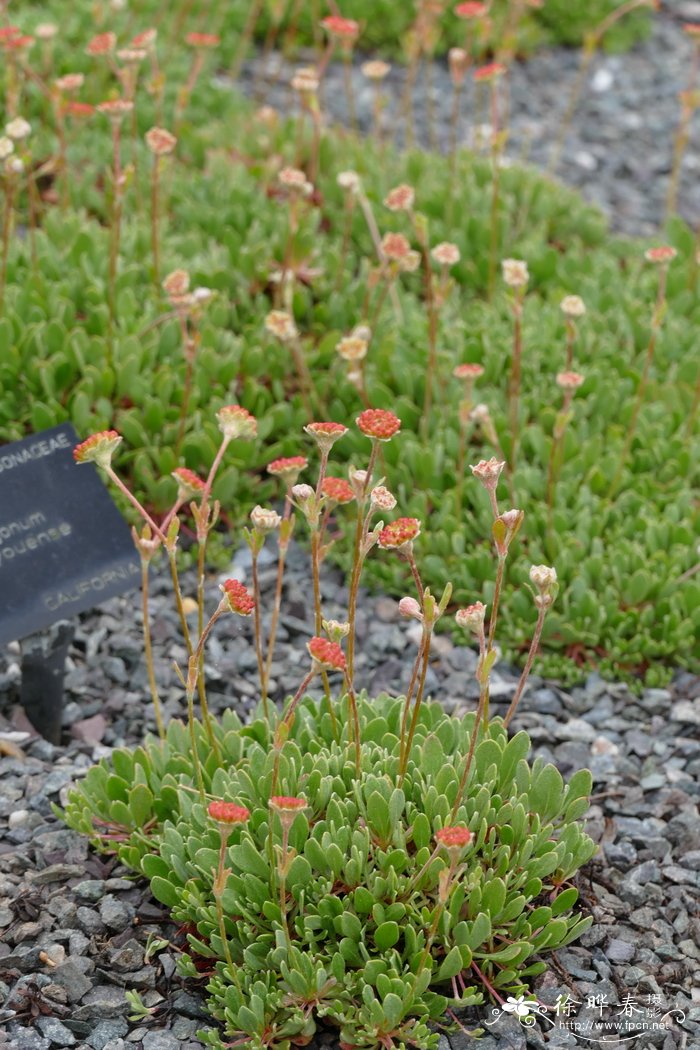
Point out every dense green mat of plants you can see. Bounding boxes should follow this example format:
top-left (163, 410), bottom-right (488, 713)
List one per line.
top-left (63, 694), bottom-right (596, 1049)
top-left (1, 2), bottom-right (697, 686)
top-left (216, 0), bottom-right (652, 57)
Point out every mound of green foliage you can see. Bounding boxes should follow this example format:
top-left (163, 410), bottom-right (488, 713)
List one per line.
top-left (62, 694), bottom-right (596, 1049)
top-left (1, 2), bottom-right (698, 685)
top-left (220, 0), bottom-right (652, 57)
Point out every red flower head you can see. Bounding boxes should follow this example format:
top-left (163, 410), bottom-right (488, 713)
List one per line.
top-left (3, 34), bottom-right (34, 51)
top-left (378, 517), bottom-right (421, 551)
top-left (270, 796), bottom-right (308, 812)
top-left (267, 455), bottom-right (308, 486)
top-left (131, 28), bottom-right (158, 49)
top-left (307, 636), bottom-right (346, 672)
top-left (644, 245), bottom-right (677, 265)
top-left (86, 32), bottom-right (116, 56)
top-left (73, 430), bottom-right (122, 469)
top-left (455, 1), bottom-right (487, 16)
top-left (220, 579), bottom-right (255, 616)
top-left (453, 363), bottom-right (484, 381)
top-left (172, 467), bottom-right (206, 501)
top-left (304, 421), bottom-right (348, 453)
top-left (216, 404), bottom-right (257, 440)
top-left (473, 62), bottom-right (507, 82)
top-left (66, 102), bottom-right (94, 118)
top-left (381, 232), bottom-right (412, 260)
top-left (97, 99), bottom-right (134, 122)
top-left (435, 825), bottom-right (473, 850)
top-left (322, 477), bottom-right (355, 505)
top-left (321, 15), bottom-right (360, 42)
top-left (185, 32), bottom-right (220, 48)
top-left (556, 371), bottom-right (585, 392)
top-left (356, 409), bottom-right (401, 441)
top-left (208, 800), bottom-right (250, 825)
top-left (0, 27), bottom-right (21, 43)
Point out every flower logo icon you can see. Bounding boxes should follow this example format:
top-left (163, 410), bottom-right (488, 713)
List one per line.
top-left (502, 996), bottom-right (535, 1018)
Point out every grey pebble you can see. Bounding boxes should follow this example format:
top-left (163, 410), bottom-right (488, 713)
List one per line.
top-left (99, 895), bottom-right (134, 932)
top-left (36, 1016), bottom-right (77, 1046)
top-left (141, 1033), bottom-right (182, 1050)
top-left (86, 1020), bottom-right (129, 1050)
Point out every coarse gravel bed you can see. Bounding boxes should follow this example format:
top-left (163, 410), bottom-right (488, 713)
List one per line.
top-left (0, 541), bottom-right (699, 1050)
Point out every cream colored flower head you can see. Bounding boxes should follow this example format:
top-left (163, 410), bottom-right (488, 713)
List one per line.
top-left (560, 294), bottom-right (585, 318)
top-left (35, 22), bottom-right (58, 39)
top-left (361, 59), bottom-right (391, 80)
top-left (370, 486), bottom-right (397, 511)
top-left (502, 258), bottom-right (529, 288)
top-left (431, 242), bottom-right (461, 267)
top-left (291, 66), bottom-right (319, 94)
top-left (265, 310), bottom-right (298, 342)
top-left (5, 118), bottom-right (31, 141)
top-left (337, 170), bottom-right (361, 194)
top-left (250, 506), bottom-right (282, 533)
top-left (337, 336), bottom-right (368, 362)
top-left (529, 564), bottom-right (557, 590)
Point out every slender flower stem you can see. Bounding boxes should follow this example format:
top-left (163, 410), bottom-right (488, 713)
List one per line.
top-left (545, 393), bottom-right (574, 535)
top-left (564, 318), bottom-right (576, 370)
top-left (487, 555), bottom-right (506, 654)
top-left (507, 292), bottom-right (524, 474)
top-left (176, 331), bottom-right (197, 457)
top-left (107, 121), bottom-right (123, 347)
top-left (451, 678), bottom-right (488, 820)
top-left (105, 467), bottom-right (166, 541)
top-left (251, 551), bottom-right (269, 720)
top-left (140, 558), bottom-right (165, 738)
top-left (193, 532), bottom-right (221, 758)
top-left (283, 668), bottom-right (316, 728)
top-left (357, 188), bottom-right (402, 322)
top-left (0, 175), bottom-right (16, 314)
top-left (334, 195), bottom-right (355, 292)
top-left (263, 495), bottom-right (293, 696)
top-left (609, 264), bottom-right (669, 497)
top-left (186, 688), bottom-right (206, 799)
top-left (399, 633), bottom-right (426, 768)
top-left (277, 824), bottom-right (291, 942)
top-left (214, 837), bottom-right (235, 969)
top-left (503, 603), bottom-right (548, 727)
top-left (342, 672), bottom-right (362, 776)
top-left (167, 548), bottom-right (220, 761)
top-left (400, 49), bottom-right (420, 149)
top-left (399, 628), bottom-right (432, 783)
top-left (416, 225), bottom-right (440, 439)
top-left (150, 154), bottom-right (161, 288)
top-left (407, 551), bottom-right (425, 610)
top-left (346, 443), bottom-right (378, 682)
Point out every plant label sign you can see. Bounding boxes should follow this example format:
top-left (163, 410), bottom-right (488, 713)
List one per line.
top-left (0, 422), bottom-right (139, 646)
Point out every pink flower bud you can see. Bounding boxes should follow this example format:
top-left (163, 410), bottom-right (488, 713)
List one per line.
top-left (398, 596), bottom-right (423, 621)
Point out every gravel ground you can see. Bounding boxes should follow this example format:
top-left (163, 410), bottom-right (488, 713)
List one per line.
top-left (240, 5), bottom-right (700, 235)
top-left (1, 540), bottom-right (699, 1050)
